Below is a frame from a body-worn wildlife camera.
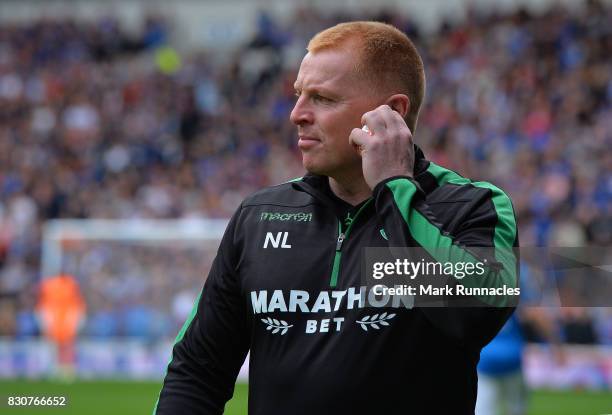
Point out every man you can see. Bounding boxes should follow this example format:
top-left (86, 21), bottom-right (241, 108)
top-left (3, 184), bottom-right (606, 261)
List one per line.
top-left (155, 21), bottom-right (518, 414)
top-left (477, 266), bottom-right (564, 415)
top-left (477, 314), bottom-right (527, 415)
top-left (37, 273), bottom-right (86, 379)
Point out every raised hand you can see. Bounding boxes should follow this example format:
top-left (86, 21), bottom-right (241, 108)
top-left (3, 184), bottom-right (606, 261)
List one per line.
top-left (349, 104), bottom-right (415, 189)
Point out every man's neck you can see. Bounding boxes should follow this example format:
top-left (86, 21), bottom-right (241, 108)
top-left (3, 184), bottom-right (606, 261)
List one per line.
top-left (328, 174), bottom-right (372, 206)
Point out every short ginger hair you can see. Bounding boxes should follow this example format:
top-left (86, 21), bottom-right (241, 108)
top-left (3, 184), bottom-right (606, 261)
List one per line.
top-left (307, 21), bottom-right (425, 132)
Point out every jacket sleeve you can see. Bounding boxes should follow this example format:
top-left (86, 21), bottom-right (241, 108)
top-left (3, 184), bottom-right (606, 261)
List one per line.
top-left (373, 175), bottom-right (519, 349)
top-left (154, 206), bottom-right (249, 414)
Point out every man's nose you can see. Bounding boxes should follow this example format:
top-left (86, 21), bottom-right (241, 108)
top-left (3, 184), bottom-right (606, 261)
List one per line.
top-left (290, 97), bottom-right (313, 126)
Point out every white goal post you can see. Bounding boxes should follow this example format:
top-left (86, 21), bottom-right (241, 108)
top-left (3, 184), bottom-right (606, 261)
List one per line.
top-left (37, 218), bottom-right (252, 379)
top-left (41, 219), bottom-right (229, 280)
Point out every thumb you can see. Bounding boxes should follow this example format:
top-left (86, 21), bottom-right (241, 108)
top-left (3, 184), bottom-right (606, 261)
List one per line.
top-left (349, 125), bottom-right (372, 146)
top-left (349, 128), bottom-right (368, 155)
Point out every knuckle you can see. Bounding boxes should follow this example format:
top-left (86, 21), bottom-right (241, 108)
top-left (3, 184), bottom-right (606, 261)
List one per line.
top-left (400, 125), bottom-right (412, 138)
top-left (362, 110), bottom-right (374, 120)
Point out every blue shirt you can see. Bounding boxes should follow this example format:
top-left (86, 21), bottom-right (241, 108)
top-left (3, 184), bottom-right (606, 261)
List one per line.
top-left (478, 314), bottom-right (524, 375)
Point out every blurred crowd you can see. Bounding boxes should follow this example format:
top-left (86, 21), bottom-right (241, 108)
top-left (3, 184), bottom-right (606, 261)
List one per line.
top-left (0, 1), bottom-right (610, 342)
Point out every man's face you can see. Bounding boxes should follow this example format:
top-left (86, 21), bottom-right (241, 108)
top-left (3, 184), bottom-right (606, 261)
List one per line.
top-left (290, 48), bottom-right (382, 178)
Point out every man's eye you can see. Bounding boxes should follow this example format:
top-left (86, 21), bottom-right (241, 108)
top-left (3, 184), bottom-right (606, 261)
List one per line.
top-left (313, 95), bottom-right (332, 103)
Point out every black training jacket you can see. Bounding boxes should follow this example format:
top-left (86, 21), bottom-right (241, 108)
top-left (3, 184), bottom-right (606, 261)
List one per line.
top-left (154, 147), bottom-right (519, 415)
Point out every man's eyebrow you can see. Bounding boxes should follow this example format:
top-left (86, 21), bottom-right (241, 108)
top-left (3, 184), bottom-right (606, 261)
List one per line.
top-left (293, 84), bottom-right (337, 96)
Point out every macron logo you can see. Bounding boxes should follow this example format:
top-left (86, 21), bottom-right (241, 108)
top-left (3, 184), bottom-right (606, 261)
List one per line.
top-left (263, 232), bottom-right (292, 249)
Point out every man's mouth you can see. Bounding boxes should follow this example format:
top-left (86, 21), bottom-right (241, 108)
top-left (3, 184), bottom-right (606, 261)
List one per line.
top-left (298, 135), bottom-right (321, 150)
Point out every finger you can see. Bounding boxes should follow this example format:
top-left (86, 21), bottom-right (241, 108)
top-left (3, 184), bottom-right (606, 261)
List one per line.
top-left (361, 107), bottom-right (388, 135)
top-left (349, 128), bottom-right (369, 155)
top-left (349, 127), bottom-right (369, 147)
top-left (380, 108), bottom-right (413, 147)
top-left (361, 124), bottom-right (373, 135)
top-left (364, 104), bottom-right (406, 138)
top-left (388, 109), bottom-right (410, 133)
top-left (381, 105), bottom-right (407, 130)
top-left (389, 114), bottom-right (412, 143)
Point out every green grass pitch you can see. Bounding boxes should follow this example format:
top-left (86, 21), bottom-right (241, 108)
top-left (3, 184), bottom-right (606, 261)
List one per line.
top-left (0, 380), bottom-right (609, 414)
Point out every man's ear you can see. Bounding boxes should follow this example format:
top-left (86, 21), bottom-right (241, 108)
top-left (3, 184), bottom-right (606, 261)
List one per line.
top-left (385, 94), bottom-right (410, 118)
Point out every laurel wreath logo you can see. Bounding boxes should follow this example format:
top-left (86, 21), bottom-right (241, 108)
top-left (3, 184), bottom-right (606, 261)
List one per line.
top-left (356, 312), bottom-right (396, 331)
top-left (261, 317), bottom-right (293, 335)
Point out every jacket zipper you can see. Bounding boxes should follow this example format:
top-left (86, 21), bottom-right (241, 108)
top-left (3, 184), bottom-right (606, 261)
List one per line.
top-left (329, 199), bottom-right (373, 287)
